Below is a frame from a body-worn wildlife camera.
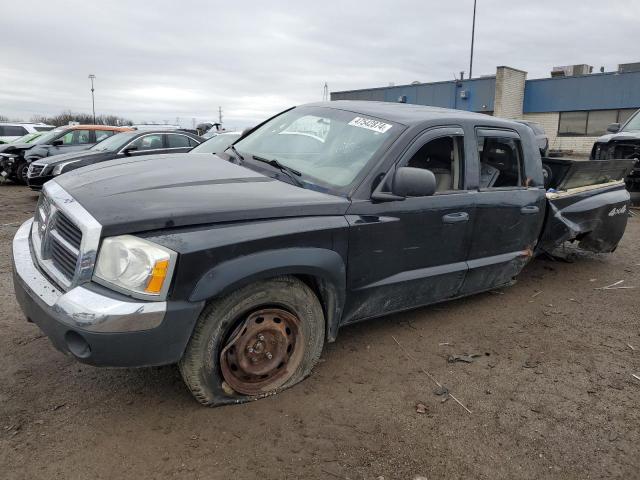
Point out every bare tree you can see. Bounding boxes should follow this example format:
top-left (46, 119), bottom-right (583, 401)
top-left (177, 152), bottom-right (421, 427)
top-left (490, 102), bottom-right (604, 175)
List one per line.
top-left (30, 111), bottom-right (133, 127)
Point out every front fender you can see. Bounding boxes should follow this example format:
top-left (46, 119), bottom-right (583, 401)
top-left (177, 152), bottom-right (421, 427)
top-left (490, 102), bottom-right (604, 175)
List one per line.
top-left (189, 247), bottom-right (346, 342)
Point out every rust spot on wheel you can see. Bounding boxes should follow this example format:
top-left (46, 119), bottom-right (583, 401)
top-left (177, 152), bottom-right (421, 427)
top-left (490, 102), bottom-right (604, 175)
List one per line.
top-left (220, 308), bottom-right (304, 396)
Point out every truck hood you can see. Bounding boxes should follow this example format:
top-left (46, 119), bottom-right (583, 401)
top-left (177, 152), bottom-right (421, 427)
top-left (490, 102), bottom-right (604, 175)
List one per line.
top-left (0, 143), bottom-right (34, 154)
top-left (54, 153), bottom-right (351, 236)
top-left (595, 130), bottom-right (640, 143)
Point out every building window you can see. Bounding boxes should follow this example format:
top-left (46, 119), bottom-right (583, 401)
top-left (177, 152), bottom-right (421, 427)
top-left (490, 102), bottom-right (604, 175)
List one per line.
top-left (586, 110), bottom-right (618, 136)
top-left (558, 111), bottom-right (587, 135)
top-left (558, 108), bottom-right (640, 136)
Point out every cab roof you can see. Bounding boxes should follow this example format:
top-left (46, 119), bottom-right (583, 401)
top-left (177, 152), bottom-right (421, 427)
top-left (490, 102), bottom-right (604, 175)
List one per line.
top-left (306, 100), bottom-right (514, 128)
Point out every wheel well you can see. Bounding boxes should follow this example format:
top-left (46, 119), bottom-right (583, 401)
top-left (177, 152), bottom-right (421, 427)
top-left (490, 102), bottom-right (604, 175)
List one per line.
top-left (292, 274), bottom-right (340, 343)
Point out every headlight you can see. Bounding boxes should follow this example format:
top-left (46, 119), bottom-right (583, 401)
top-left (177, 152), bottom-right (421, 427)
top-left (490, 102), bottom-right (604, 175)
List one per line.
top-left (52, 160), bottom-right (79, 175)
top-left (93, 235), bottom-right (177, 300)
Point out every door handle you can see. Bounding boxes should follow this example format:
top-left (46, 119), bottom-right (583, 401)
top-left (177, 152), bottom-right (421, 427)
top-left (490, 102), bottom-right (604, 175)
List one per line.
top-left (442, 212), bottom-right (469, 224)
top-left (520, 205), bottom-right (540, 215)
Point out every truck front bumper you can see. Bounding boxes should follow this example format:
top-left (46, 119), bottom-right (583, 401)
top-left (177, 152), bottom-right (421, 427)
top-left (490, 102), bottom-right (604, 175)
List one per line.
top-left (12, 219), bottom-right (204, 367)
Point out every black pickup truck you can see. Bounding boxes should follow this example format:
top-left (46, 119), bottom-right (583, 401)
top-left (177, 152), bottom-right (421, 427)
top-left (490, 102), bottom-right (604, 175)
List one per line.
top-left (590, 108), bottom-right (640, 201)
top-left (12, 101), bottom-right (633, 406)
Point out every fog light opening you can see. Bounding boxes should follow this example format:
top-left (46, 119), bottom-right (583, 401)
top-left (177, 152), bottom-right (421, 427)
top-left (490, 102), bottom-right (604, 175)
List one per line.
top-left (65, 331), bottom-right (91, 359)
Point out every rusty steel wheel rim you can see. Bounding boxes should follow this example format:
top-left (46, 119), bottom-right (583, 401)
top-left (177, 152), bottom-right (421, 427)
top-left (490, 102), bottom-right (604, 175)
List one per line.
top-left (220, 308), bottom-right (304, 396)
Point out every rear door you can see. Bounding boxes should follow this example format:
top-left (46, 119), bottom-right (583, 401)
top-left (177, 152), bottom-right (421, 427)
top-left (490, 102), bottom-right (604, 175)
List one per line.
top-left (344, 127), bottom-right (475, 322)
top-left (459, 128), bottom-right (545, 295)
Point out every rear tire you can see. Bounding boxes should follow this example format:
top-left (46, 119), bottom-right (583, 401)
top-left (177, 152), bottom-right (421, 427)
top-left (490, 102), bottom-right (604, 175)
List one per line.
top-left (179, 276), bottom-right (325, 406)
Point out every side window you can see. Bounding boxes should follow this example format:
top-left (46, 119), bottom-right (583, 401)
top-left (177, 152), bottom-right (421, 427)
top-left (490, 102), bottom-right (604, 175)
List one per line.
top-left (167, 134), bottom-right (191, 148)
top-left (187, 137), bottom-right (200, 147)
top-left (405, 136), bottom-right (464, 193)
top-left (61, 129), bottom-right (92, 145)
top-left (0, 126), bottom-right (28, 136)
top-left (131, 134), bottom-right (163, 150)
top-left (95, 130), bottom-right (114, 142)
top-left (477, 134), bottom-right (524, 188)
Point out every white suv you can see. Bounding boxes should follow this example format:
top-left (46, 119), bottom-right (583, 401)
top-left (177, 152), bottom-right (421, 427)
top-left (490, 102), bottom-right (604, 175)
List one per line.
top-left (0, 123), bottom-right (55, 144)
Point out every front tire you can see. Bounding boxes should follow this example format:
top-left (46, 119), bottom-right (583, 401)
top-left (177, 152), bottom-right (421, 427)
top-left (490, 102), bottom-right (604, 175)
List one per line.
top-left (179, 276), bottom-right (325, 406)
top-left (16, 161), bottom-right (29, 184)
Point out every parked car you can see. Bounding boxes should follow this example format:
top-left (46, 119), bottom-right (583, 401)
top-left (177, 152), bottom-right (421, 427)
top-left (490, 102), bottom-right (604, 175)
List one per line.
top-left (590, 108), bottom-right (640, 198)
top-left (0, 124), bottom-right (133, 183)
top-left (12, 101), bottom-right (633, 406)
top-left (27, 130), bottom-right (204, 190)
top-left (189, 131), bottom-right (241, 154)
top-left (515, 120), bottom-right (549, 156)
top-left (0, 122), bottom-right (54, 144)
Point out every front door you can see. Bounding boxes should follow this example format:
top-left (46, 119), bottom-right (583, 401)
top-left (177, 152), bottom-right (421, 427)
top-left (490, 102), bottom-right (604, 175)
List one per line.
top-left (343, 127), bottom-right (475, 323)
top-left (459, 128), bottom-right (546, 295)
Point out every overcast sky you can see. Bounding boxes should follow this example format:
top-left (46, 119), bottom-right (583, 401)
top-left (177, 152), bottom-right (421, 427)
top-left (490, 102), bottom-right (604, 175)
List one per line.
top-left (2, 0), bottom-right (639, 128)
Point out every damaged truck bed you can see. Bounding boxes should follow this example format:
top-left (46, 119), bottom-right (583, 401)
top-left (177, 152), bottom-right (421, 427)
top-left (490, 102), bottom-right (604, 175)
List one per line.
top-left (12, 101), bottom-right (635, 406)
top-left (539, 157), bottom-right (636, 254)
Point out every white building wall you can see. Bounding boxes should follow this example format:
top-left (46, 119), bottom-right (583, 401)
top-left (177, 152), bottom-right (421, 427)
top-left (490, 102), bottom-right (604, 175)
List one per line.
top-left (522, 112), bottom-right (597, 157)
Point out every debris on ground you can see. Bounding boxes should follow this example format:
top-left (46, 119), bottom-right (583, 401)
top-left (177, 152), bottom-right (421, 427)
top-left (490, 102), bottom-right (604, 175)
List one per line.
top-left (523, 359), bottom-right (541, 369)
top-left (415, 402), bottom-right (429, 414)
top-left (531, 290), bottom-right (543, 298)
top-left (447, 353), bottom-right (482, 364)
top-left (595, 280), bottom-right (635, 290)
top-left (628, 344), bottom-right (636, 351)
top-left (632, 374), bottom-right (640, 382)
top-left (433, 386), bottom-right (449, 403)
top-left (392, 336), bottom-right (471, 414)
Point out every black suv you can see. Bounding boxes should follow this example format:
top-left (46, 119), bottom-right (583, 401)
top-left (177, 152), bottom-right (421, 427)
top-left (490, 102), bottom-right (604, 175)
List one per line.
top-left (27, 130), bottom-right (203, 189)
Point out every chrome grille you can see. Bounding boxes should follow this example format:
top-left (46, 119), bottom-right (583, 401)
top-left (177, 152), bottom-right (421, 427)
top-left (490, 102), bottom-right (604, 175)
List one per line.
top-left (53, 212), bottom-right (82, 250)
top-left (30, 182), bottom-right (102, 290)
top-left (28, 164), bottom-right (45, 178)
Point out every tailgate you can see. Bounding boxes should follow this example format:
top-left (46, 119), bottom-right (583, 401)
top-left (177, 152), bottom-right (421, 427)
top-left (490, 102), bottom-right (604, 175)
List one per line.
top-left (539, 182), bottom-right (630, 254)
top-left (542, 158), bottom-right (636, 190)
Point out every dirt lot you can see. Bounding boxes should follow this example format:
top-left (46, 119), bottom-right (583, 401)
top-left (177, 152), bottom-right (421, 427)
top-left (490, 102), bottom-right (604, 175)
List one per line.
top-left (1, 184), bottom-right (639, 480)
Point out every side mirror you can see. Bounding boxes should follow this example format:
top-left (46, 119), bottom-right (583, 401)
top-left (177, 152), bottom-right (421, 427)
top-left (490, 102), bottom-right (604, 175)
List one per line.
top-left (392, 167), bottom-right (436, 197)
top-left (51, 139), bottom-right (63, 146)
top-left (122, 146), bottom-right (138, 156)
top-left (607, 123), bottom-right (620, 133)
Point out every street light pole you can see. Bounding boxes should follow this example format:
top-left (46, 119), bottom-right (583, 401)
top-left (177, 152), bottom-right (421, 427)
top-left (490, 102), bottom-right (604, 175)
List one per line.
top-left (469, 0), bottom-right (477, 80)
top-left (88, 74), bottom-right (96, 124)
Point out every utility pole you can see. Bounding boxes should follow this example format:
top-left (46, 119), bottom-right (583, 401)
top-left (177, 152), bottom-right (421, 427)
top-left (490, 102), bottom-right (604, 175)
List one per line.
top-left (469, 0), bottom-right (477, 79)
top-left (88, 74), bottom-right (96, 123)
top-left (218, 106), bottom-right (223, 126)
top-left (322, 82), bottom-right (329, 101)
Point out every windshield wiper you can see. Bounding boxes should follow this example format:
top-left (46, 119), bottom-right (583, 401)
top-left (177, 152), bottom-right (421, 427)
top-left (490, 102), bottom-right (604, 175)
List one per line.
top-left (251, 155), bottom-right (304, 187)
top-left (225, 144), bottom-right (245, 163)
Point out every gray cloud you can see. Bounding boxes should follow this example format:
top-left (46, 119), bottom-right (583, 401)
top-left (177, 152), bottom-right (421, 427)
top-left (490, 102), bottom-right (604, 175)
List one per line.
top-left (2, 0), bottom-right (639, 128)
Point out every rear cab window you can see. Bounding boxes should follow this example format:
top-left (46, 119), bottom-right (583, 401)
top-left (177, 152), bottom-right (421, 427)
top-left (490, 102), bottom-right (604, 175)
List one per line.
top-left (476, 129), bottom-right (525, 189)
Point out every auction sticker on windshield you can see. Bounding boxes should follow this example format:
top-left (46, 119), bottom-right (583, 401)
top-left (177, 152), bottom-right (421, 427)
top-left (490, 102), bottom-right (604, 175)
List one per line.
top-left (348, 117), bottom-right (392, 134)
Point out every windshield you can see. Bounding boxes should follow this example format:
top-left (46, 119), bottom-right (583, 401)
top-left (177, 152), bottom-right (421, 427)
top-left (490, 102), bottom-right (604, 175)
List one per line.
top-left (233, 107), bottom-right (399, 189)
top-left (90, 132), bottom-right (138, 151)
top-left (191, 133), bottom-right (241, 154)
top-left (622, 110), bottom-right (640, 132)
top-left (33, 128), bottom-right (66, 144)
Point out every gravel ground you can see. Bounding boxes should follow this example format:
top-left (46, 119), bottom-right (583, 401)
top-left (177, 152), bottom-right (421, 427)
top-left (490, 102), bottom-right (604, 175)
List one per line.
top-left (1, 184), bottom-right (639, 479)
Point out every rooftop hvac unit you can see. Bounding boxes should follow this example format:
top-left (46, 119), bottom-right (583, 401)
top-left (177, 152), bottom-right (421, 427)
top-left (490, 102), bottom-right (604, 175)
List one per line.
top-left (618, 62), bottom-right (640, 73)
top-left (551, 64), bottom-right (593, 77)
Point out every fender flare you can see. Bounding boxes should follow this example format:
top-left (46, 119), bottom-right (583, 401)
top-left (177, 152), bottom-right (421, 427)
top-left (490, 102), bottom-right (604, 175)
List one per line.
top-left (189, 248), bottom-right (346, 342)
